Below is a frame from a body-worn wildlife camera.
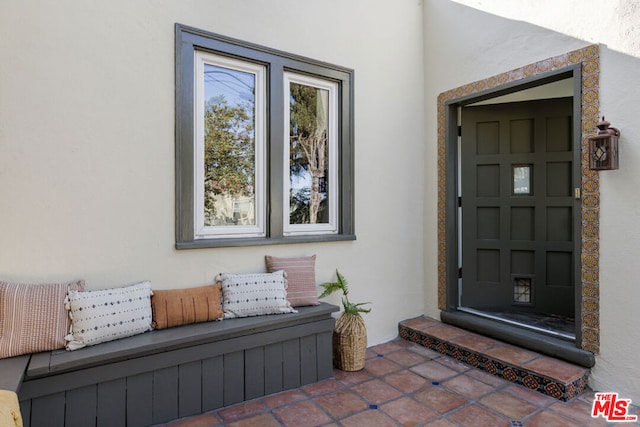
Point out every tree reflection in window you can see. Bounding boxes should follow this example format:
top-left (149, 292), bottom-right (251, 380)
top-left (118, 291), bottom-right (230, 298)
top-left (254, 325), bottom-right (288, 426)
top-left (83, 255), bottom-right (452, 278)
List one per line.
top-left (203, 64), bottom-right (256, 227)
top-left (289, 82), bottom-right (330, 225)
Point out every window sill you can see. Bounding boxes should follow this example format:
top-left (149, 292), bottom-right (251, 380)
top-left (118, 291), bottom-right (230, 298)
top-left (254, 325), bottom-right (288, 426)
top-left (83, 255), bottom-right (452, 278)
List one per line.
top-left (175, 234), bottom-right (356, 249)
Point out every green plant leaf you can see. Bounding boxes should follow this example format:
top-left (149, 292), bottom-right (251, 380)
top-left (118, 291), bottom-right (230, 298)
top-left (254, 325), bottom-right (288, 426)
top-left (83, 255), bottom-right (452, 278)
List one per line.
top-left (318, 269), bottom-right (371, 315)
top-left (336, 270), bottom-right (349, 296)
top-left (343, 299), bottom-right (371, 315)
top-left (318, 281), bottom-right (342, 299)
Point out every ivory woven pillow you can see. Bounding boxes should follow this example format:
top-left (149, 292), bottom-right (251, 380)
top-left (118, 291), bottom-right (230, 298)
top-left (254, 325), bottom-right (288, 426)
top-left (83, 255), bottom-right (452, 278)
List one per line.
top-left (0, 280), bottom-right (85, 358)
top-left (65, 281), bottom-right (153, 350)
top-left (265, 255), bottom-right (319, 307)
top-left (217, 271), bottom-right (296, 318)
top-left (151, 283), bottom-right (223, 329)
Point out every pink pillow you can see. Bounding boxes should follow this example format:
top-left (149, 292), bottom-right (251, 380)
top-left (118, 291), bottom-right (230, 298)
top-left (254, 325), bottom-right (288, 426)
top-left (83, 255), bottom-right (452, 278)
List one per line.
top-left (265, 255), bottom-right (319, 307)
top-left (0, 280), bottom-right (85, 358)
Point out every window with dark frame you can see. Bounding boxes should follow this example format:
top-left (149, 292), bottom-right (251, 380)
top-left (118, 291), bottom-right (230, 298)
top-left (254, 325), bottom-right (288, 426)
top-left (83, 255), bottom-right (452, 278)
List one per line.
top-left (175, 24), bottom-right (355, 248)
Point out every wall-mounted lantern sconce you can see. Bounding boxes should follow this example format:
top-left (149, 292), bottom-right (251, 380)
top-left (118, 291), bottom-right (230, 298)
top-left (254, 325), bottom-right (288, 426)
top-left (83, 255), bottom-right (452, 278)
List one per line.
top-left (589, 116), bottom-right (620, 170)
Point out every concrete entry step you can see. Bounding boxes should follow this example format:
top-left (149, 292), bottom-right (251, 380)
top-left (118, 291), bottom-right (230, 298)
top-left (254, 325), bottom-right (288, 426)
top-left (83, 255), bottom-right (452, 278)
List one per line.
top-left (399, 316), bottom-right (589, 401)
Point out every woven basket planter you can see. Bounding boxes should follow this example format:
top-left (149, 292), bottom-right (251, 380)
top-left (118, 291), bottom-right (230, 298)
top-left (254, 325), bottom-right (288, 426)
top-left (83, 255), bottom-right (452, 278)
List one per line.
top-left (332, 312), bottom-right (367, 371)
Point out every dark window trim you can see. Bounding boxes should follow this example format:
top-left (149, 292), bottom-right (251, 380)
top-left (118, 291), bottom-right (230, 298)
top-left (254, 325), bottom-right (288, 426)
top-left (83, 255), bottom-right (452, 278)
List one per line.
top-left (175, 24), bottom-right (355, 249)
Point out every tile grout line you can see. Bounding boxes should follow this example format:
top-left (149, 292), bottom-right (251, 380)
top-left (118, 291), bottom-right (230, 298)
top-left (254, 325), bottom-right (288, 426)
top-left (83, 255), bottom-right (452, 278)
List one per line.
top-left (376, 346), bottom-right (519, 426)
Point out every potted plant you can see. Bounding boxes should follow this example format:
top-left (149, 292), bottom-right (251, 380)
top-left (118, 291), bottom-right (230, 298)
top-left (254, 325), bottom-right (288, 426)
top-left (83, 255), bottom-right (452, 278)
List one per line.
top-left (319, 270), bottom-right (371, 371)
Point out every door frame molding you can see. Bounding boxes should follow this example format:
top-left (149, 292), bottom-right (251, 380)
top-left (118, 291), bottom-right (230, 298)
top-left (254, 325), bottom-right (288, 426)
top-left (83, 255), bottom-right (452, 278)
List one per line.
top-left (437, 45), bottom-right (601, 352)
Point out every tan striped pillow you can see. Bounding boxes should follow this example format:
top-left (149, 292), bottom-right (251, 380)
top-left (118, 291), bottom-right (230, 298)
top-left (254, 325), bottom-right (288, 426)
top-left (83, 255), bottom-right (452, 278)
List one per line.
top-left (151, 283), bottom-right (223, 329)
top-left (265, 255), bottom-right (319, 307)
top-left (0, 280), bottom-right (85, 358)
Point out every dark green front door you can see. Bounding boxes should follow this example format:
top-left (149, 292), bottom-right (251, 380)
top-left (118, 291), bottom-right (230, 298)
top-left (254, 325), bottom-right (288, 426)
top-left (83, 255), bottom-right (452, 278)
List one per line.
top-left (460, 97), bottom-right (577, 318)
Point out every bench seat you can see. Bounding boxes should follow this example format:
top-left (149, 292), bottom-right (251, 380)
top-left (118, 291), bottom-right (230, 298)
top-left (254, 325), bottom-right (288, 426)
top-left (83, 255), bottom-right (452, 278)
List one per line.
top-left (0, 355), bottom-right (30, 393)
top-left (11, 302), bottom-right (338, 427)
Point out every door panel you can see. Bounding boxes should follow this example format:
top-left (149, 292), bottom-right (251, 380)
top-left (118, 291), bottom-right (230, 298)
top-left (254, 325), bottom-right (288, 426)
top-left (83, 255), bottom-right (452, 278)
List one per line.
top-left (461, 97), bottom-right (575, 318)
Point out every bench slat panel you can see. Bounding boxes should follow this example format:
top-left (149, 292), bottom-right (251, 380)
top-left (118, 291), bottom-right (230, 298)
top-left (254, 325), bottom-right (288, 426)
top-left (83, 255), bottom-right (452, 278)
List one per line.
top-left (282, 339), bottom-right (301, 389)
top-left (223, 351), bottom-right (244, 407)
top-left (152, 366), bottom-right (179, 424)
top-left (65, 385), bottom-right (97, 427)
top-left (19, 399), bottom-right (31, 426)
top-left (264, 342), bottom-right (283, 395)
top-left (317, 331), bottom-right (333, 380)
top-left (202, 355), bottom-right (223, 411)
top-left (245, 346), bottom-right (265, 400)
top-left (31, 392), bottom-right (65, 427)
top-left (300, 335), bottom-right (317, 385)
top-left (126, 372), bottom-right (153, 427)
top-left (178, 360), bottom-right (202, 418)
top-left (97, 378), bottom-right (126, 427)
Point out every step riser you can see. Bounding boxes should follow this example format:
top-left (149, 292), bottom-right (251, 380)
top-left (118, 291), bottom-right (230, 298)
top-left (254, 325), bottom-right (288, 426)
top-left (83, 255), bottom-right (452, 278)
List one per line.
top-left (399, 322), bottom-right (589, 401)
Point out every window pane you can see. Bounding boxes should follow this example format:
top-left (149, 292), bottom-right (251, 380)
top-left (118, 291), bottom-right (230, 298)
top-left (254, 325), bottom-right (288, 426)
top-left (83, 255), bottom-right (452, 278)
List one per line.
top-left (204, 64), bottom-right (257, 226)
top-left (193, 52), bottom-right (265, 239)
top-left (289, 82), bottom-right (330, 225)
top-left (513, 164), bottom-right (533, 195)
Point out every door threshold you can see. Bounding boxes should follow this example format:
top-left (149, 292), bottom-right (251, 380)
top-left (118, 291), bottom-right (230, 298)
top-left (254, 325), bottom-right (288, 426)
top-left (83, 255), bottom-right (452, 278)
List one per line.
top-left (441, 310), bottom-right (595, 368)
top-left (457, 306), bottom-right (575, 341)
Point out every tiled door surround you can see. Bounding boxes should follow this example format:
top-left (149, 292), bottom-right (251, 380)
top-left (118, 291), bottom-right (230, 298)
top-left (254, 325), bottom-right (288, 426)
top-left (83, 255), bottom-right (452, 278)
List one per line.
top-left (437, 45), bottom-right (601, 353)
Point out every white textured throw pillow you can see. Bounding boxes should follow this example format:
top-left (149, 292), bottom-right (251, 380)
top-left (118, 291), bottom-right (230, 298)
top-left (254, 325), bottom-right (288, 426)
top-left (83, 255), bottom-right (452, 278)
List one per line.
top-left (217, 271), bottom-right (296, 318)
top-left (65, 281), bottom-right (153, 351)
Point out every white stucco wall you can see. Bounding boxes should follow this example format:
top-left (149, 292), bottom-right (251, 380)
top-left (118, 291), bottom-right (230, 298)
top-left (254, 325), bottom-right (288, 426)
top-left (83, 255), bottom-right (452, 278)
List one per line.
top-left (5, 0), bottom-right (638, 404)
top-left (0, 0), bottom-right (426, 347)
top-left (424, 0), bottom-right (640, 402)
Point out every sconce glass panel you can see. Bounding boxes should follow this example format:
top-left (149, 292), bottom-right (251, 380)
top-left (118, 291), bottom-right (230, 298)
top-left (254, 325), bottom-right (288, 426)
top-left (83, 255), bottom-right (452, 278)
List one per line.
top-left (589, 135), bottom-right (619, 170)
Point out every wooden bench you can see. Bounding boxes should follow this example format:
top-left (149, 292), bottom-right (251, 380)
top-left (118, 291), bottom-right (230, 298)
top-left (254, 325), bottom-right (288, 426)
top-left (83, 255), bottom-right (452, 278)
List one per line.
top-left (1, 303), bottom-right (338, 427)
top-left (0, 355), bottom-right (30, 393)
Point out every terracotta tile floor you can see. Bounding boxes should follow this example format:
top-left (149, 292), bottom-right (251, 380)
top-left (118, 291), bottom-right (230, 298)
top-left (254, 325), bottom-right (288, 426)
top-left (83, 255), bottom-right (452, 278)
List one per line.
top-left (159, 338), bottom-right (639, 427)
